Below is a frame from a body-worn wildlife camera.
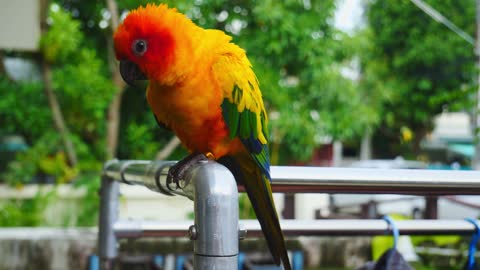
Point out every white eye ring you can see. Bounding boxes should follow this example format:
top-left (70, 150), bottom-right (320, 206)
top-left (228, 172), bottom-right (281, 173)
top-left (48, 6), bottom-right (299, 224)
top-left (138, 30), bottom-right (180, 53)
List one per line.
top-left (132, 39), bottom-right (147, 56)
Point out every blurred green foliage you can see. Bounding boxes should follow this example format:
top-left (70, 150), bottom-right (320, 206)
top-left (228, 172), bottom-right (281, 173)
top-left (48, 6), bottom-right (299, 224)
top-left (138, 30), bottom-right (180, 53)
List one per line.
top-left (366, 0), bottom-right (476, 156)
top-left (3, 132), bottom-right (74, 185)
top-left (70, 173), bottom-right (101, 226)
top-left (0, 76), bottom-right (50, 142)
top-left (40, 5), bottom-right (83, 63)
top-left (0, 190), bottom-right (56, 227)
top-left (0, 5), bottom-right (111, 226)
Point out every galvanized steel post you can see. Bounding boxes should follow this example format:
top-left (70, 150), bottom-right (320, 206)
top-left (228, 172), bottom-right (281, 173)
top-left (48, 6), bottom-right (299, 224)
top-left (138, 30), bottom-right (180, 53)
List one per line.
top-left (183, 160), bottom-right (239, 270)
top-left (98, 174), bottom-right (119, 270)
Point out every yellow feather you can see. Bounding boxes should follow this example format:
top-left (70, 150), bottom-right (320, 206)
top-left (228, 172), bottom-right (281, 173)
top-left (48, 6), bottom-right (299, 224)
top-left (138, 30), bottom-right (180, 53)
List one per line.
top-left (212, 46), bottom-right (268, 144)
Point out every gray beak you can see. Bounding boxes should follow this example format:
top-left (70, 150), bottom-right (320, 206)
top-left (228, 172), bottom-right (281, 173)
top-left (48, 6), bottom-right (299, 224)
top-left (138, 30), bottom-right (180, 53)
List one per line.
top-left (119, 60), bottom-right (147, 86)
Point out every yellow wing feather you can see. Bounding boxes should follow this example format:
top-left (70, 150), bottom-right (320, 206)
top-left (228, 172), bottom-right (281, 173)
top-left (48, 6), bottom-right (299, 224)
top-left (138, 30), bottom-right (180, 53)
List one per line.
top-left (211, 45), bottom-right (268, 144)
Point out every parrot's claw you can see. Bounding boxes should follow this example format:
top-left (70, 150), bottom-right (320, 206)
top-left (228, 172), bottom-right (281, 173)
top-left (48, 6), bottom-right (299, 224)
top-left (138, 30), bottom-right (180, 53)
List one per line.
top-left (167, 153), bottom-right (208, 189)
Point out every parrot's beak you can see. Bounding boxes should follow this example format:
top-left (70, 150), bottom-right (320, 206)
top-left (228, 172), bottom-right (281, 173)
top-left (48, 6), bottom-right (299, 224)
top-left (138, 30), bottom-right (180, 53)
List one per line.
top-left (119, 60), bottom-right (147, 86)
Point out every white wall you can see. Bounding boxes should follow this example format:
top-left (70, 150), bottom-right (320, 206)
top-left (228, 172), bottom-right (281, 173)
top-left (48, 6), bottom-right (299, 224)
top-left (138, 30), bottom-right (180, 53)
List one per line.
top-left (119, 185), bottom-right (194, 220)
top-left (295, 194), bottom-right (330, 219)
top-left (0, 0), bottom-right (41, 51)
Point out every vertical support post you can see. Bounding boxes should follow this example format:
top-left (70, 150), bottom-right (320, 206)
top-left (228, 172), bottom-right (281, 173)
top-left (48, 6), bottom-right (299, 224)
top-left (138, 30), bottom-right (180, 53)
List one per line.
top-left (361, 200), bottom-right (378, 219)
top-left (185, 161), bottom-right (239, 270)
top-left (283, 194), bottom-right (295, 219)
top-left (98, 175), bottom-right (119, 270)
top-left (360, 130), bottom-right (372, 161)
top-left (425, 196), bottom-right (438, 219)
top-left (474, 0), bottom-right (480, 169)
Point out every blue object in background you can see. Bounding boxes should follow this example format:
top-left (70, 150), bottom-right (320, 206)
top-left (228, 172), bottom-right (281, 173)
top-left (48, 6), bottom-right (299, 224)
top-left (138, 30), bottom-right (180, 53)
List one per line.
top-left (427, 164), bottom-right (472, 170)
top-left (238, 252), bottom-right (246, 270)
top-left (153, 255), bottom-right (164, 268)
top-left (465, 218), bottom-right (480, 270)
top-left (383, 215), bottom-right (400, 249)
top-left (0, 136), bottom-right (28, 152)
top-left (88, 255), bottom-right (99, 270)
top-left (175, 254), bottom-right (186, 270)
top-left (448, 143), bottom-right (474, 159)
top-left (292, 251), bottom-right (304, 270)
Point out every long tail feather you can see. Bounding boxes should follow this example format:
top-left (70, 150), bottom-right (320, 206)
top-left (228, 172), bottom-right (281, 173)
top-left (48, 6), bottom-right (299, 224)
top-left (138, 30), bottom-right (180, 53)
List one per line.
top-left (218, 156), bottom-right (291, 270)
top-left (244, 171), bottom-right (291, 270)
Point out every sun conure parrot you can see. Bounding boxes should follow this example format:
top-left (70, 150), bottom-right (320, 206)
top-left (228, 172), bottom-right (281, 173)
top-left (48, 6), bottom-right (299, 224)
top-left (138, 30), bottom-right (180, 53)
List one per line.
top-left (113, 4), bottom-right (291, 269)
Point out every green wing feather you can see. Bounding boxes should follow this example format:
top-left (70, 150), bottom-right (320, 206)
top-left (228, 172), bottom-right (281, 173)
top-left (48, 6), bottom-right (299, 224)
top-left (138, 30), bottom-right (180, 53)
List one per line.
top-left (221, 85), bottom-right (270, 178)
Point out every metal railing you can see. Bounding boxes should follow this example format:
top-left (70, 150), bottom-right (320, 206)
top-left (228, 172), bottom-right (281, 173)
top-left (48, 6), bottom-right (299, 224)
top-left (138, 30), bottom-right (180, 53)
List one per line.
top-left (98, 160), bottom-right (480, 269)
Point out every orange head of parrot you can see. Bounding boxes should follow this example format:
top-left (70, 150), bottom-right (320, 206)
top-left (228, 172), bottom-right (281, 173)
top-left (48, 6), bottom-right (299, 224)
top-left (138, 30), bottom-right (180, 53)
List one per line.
top-left (113, 4), bottom-right (193, 86)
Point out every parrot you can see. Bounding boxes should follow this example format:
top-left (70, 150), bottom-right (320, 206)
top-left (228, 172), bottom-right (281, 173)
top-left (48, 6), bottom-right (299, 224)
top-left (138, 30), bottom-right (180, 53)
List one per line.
top-left (113, 4), bottom-right (291, 270)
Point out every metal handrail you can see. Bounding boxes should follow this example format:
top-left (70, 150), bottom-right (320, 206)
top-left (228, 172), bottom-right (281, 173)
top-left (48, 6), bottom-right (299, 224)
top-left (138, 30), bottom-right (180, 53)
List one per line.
top-left (114, 219), bottom-right (480, 238)
top-left (104, 160), bottom-right (480, 195)
top-left (99, 159), bottom-right (480, 270)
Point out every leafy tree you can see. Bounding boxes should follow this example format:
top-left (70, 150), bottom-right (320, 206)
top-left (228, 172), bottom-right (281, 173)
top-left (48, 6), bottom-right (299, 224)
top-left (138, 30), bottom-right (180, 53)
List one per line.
top-left (0, 77), bottom-right (50, 142)
top-left (42, 5), bottom-right (116, 168)
top-left (366, 0), bottom-right (476, 156)
top-left (0, 5), bottom-right (114, 226)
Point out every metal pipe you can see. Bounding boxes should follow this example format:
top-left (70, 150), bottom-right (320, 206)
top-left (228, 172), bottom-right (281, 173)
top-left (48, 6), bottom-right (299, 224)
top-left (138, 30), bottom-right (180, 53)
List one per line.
top-left (187, 160), bottom-right (239, 269)
top-left (268, 166), bottom-right (480, 194)
top-left (114, 220), bottom-right (192, 238)
top-left (103, 160), bottom-right (480, 195)
top-left (98, 175), bottom-right (119, 270)
top-left (104, 160), bottom-right (177, 196)
top-left (114, 219), bottom-right (480, 237)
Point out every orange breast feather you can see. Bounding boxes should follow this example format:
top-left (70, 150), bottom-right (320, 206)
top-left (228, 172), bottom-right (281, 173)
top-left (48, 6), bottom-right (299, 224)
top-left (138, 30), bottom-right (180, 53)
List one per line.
top-left (146, 70), bottom-right (242, 159)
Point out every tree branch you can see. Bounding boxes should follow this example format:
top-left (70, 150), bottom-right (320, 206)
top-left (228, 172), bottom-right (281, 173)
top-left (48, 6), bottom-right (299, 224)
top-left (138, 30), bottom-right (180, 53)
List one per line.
top-left (41, 59), bottom-right (78, 167)
top-left (0, 51), bottom-right (7, 76)
top-left (105, 0), bottom-right (126, 159)
top-left (40, 0), bottom-right (77, 167)
top-left (155, 136), bottom-right (181, 160)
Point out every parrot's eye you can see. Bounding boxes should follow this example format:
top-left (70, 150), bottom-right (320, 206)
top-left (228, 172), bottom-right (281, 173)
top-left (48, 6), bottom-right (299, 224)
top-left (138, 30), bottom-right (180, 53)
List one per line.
top-left (132, 39), bottom-right (147, 56)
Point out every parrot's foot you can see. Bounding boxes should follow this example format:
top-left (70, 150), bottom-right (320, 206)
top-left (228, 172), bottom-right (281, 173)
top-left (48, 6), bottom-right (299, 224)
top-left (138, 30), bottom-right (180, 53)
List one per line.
top-left (168, 153), bottom-right (208, 189)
